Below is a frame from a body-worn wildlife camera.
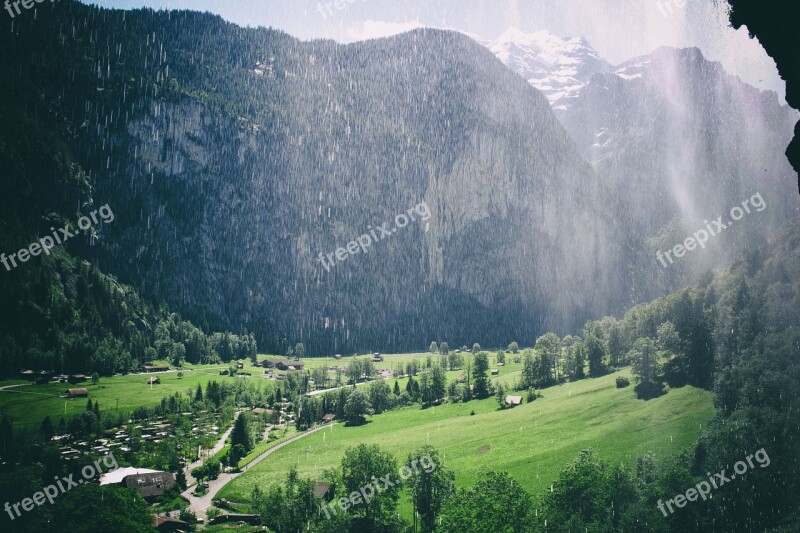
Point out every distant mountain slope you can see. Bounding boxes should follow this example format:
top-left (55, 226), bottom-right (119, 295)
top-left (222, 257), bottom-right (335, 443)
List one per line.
top-left (0, 2), bottom-right (630, 356)
top-left (486, 30), bottom-right (799, 298)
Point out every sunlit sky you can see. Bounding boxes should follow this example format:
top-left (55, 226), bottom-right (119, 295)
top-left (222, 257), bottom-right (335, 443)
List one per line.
top-left (82, 0), bottom-right (786, 101)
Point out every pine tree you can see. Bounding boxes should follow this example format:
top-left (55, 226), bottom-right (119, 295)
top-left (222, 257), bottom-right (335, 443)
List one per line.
top-left (40, 416), bottom-right (55, 440)
top-left (230, 413), bottom-right (253, 462)
top-left (473, 352), bottom-right (490, 398)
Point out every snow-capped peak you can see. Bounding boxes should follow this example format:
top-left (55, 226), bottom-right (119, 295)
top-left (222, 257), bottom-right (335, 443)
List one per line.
top-left (486, 28), bottom-right (612, 111)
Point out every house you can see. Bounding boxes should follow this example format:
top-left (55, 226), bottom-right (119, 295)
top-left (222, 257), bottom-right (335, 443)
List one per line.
top-left (322, 414), bottom-right (336, 423)
top-left (100, 467), bottom-right (175, 498)
top-left (505, 395), bottom-right (523, 407)
top-left (152, 515), bottom-right (191, 532)
top-left (497, 362), bottom-right (505, 367)
top-left (20, 370), bottom-right (36, 380)
top-left (371, 353), bottom-right (383, 362)
top-left (252, 408), bottom-right (274, 417)
top-left (123, 472), bottom-right (176, 498)
top-left (313, 481), bottom-right (333, 500)
top-left (272, 359), bottom-right (304, 371)
top-left (334, 354), bottom-right (342, 360)
top-left (68, 374), bottom-right (88, 384)
top-left (236, 362), bottom-right (244, 369)
top-left (66, 388), bottom-right (89, 398)
top-left (141, 365), bottom-right (169, 373)
top-left (219, 369), bottom-right (229, 376)
top-left (147, 377), bottom-right (161, 385)
top-left (491, 369), bottom-right (500, 376)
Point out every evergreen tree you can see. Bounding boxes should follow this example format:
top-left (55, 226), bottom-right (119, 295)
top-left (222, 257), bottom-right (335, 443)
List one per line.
top-left (630, 338), bottom-right (664, 399)
top-left (472, 352), bottom-right (490, 398)
top-left (230, 413), bottom-right (253, 462)
top-left (586, 336), bottom-right (606, 377)
top-left (40, 416), bottom-right (54, 441)
top-left (431, 365), bottom-right (447, 404)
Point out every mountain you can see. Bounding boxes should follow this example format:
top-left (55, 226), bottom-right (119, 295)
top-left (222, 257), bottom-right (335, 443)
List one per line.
top-left (0, 2), bottom-right (631, 357)
top-left (559, 46), bottom-right (798, 294)
top-left (485, 28), bottom-right (613, 111)
top-left (487, 30), bottom-right (799, 298)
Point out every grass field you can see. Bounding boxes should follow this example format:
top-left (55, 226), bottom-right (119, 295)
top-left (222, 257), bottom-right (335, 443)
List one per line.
top-left (218, 369), bottom-right (715, 505)
top-left (0, 362), bottom-right (254, 430)
top-left (0, 351), bottom-right (480, 430)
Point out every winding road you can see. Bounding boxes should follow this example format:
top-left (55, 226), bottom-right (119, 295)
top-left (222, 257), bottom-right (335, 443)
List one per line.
top-left (181, 422), bottom-right (331, 522)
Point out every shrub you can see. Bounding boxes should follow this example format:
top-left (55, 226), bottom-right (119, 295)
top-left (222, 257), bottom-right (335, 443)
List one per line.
top-left (526, 388), bottom-right (539, 402)
top-left (616, 376), bottom-right (630, 388)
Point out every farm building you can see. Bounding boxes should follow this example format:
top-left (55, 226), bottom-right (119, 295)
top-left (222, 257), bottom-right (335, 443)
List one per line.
top-left (264, 359), bottom-right (306, 371)
top-left (100, 467), bottom-right (175, 498)
top-left (505, 395), bottom-right (523, 407)
top-left (313, 481), bottom-right (333, 500)
top-left (147, 377), bottom-right (160, 385)
top-left (66, 388), bottom-right (89, 398)
top-left (152, 515), bottom-right (191, 532)
top-left (141, 365), bottom-right (169, 373)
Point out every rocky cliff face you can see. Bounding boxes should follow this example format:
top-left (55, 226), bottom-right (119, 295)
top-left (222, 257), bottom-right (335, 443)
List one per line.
top-left (82, 23), bottom-right (629, 354)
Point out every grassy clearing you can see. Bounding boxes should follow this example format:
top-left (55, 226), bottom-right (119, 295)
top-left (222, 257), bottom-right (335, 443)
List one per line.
top-left (237, 426), bottom-right (299, 469)
top-left (0, 350), bottom-right (507, 431)
top-left (219, 369), bottom-right (714, 504)
top-left (0, 361), bottom-right (265, 430)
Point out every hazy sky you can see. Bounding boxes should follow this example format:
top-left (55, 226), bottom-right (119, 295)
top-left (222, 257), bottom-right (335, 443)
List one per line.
top-left (82, 0), bottom-right (786, 100)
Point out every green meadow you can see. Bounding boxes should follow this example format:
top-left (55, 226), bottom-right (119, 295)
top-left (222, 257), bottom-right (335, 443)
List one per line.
top-left (219, 369), bottom-right (714, 503)
top-left (0, 351), bottom-right (469, 430)
top-left (0, 362), bottom-right (250, 430)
